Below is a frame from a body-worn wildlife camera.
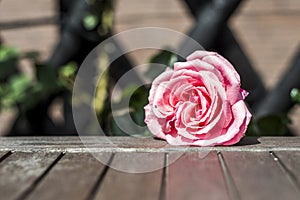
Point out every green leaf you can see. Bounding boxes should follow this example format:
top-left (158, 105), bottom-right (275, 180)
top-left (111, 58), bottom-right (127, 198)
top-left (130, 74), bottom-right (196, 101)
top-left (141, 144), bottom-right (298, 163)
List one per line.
top-left (94, 69), bottom-right (109, 115)
top-left (58, 62), bottom-right (77, 90)
top-left (0, 75), bottom-right (32, 109)
top-left (149, 49), bottom-right (178, 69)
top-left (108, 84), bottom-right (149, 137)
top-left (94, 51), bottom-right (109, 116)
top-left (145, 49), bottom-right (178, 81)
top-left (101, 1), bottom-right (114, 35)
top-left (83, 13), bottom-right (99, 31)
top-left (0, 45), bottom-right (19, 80)
top-left (60, 63), bottom-right (77, 78)
top-left (0, 45), bottom-right (18, 61)
top-left (129, 86), bottom-right (148, 110)
top-left (290, 88), bottom-right (300, 104)
top-left (10, 75), bottom-right (31, 95)
top-left (36, 64), bottom-right (60, 91)
top-left (246, 115), bottom-right (290, 136)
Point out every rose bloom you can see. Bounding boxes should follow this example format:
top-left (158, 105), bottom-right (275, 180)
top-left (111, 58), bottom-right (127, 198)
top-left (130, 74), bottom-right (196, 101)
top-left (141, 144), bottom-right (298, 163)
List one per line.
top-left (144, 51), bottom-right (252, 146)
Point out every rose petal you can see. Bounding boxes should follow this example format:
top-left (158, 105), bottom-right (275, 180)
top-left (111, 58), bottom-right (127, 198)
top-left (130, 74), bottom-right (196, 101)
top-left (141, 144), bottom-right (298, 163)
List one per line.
top-left (145, 51), bottom-right (252, 147)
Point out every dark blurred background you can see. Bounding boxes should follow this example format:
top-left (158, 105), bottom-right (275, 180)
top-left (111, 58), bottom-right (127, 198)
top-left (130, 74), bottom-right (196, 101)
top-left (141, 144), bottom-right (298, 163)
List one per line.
top-left (0, 0), bottom-right (300, 136)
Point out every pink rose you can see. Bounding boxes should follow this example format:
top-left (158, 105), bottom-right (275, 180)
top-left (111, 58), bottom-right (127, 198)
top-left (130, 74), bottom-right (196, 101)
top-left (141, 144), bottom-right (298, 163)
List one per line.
top-left (144, 51), bottom-right (252, 146)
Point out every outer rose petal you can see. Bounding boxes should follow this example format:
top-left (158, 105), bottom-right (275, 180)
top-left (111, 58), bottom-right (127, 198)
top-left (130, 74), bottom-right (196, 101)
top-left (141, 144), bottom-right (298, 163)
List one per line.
top-left (221, 103), bottom-right (252, 145)
top-left (144, 104), bottom-right (166, 140)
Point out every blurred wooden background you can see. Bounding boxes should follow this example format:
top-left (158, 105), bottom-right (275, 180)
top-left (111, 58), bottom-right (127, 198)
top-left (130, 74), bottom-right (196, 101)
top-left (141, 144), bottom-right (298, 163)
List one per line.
top-left (0, 0), bottom-right (300, 135)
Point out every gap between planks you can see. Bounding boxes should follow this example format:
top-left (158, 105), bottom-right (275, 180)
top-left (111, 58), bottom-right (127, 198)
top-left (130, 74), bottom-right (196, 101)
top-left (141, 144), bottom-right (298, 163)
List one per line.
top-left (0, 151), bottom-right (12, 163)
top-left (159, 153), bottom-right (168, 200)
top-left (91, 152), bottom-right (165, 200)
top-left (217, 151), bottom-right (241, 200)
top-left (221, 151), bottom-right (300, 199)
top-left (86, 154), bottom-right (114, 200)
top-left (269, 151), bottom-right (300, 195)
top-left (16, 152), bottom-right (65, 200)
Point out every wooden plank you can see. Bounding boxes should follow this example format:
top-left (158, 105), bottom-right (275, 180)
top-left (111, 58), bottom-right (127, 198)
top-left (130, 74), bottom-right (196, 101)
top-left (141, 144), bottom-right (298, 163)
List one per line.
top-left (0, 152), bottom-right (61, 200)
top-left (166, 152), bottom-right (230, 200)
top-left (1, 137), bottom-right (300, 152)
top-left (273, 151), bottom-right (300, 189)
top-left (94, 152), bottom-right (164, 200)
top-left (0, 136), bottom-right (168, 152)
top-left (222, 151), bottom-right (300, 200)
top-left (26, 153), bottom-right (112, 200)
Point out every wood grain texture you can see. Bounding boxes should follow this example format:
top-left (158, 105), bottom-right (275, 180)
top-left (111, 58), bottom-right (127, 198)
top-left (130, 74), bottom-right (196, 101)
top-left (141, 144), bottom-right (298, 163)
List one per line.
top-left (1, 137), bottom-right (300, 152)
top-left (0, 137), bottom-right (299, 199)
top-left (222, 151), bottom-right (300, 200)
top-left (0, 136), bottom-right (168, 152)
top-left (0, 152), bottom-right (60, 200)
top-left (94, 152), bottom-right (164, 200)
top-left (26, 153), bottom-right (111, 200)
top-left (166, 152), bottom-right (229, 200)
top-left (273, 151), bottom-right (300, 189)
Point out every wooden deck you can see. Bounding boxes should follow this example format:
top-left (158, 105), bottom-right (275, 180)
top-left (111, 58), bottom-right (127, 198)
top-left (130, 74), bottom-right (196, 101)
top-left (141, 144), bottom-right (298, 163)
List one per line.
top-left (0, 136), bottom-right (300, 200)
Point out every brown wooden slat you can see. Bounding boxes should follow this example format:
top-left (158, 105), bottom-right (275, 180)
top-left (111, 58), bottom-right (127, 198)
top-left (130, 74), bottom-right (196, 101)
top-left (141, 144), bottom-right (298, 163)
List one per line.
top-left (0, 152), bottom-right (60, 200)
top-left (166, 152), bottom-right (229, 200)
top-left (1, 137), bottom-right (300, 153)
top-left (0, 136), bottom-right (168, 152)
top-left (2, 137), bottom-right (300, 152)
top-left (222, 151), bottom-right (300, 200)
top-left (273, 151), bottom-right (300, 188)
top-left (26, 153), bottom-right (111, 200)
top-left (94, 152), bottom-right (164, 200)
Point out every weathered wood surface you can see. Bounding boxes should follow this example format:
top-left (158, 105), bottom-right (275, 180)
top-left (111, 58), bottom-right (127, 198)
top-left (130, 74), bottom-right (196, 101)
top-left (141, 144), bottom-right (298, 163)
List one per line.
top-left (0, 137), bottom-right (300, 200)
top-left (0, 136), bottom-right (300, 152)
top-left (273, 151), bottom-right (300, 191)
top-left (26, 153), bottom-right (110, 200)
top-left (0, 152), bottom-right (60, 200)
top-left (222, 151), bottom-right (300, 200)
top-left (166, 152), bottom-right (230, 200)
top-left (0, 151), bottom-right (9, 162)
top-left (94, 153), bottom-right (164, 200)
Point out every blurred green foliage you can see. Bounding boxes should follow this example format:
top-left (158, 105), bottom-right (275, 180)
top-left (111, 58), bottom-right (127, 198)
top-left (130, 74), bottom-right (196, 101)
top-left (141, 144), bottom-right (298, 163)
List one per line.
top-left (0, 45), bottom-right (19, 81)
top-left (0, 45), bottom-right (18, 61)
top-left (0, 45), bottom-right (77, 112)
top-left (246, 87), bottom-right (300, 136)
top-left (149, 49), bottom-right (178, 69)
top-left (83, 13), bottom-right (99, 31)
top-left (291, 88), bottom-right (300, 104)
top-left (1, 41), bottom-right (298, 136)
top-left (246, 115), bottom-right (291, 136)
